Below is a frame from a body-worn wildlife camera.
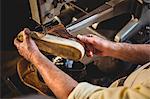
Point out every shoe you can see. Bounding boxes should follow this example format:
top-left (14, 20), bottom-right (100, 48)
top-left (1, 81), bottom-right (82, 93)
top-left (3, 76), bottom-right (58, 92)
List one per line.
top-left (17, 24), bottom-right (85, 61)
top-left (17, 58), bottom-right (52, 96)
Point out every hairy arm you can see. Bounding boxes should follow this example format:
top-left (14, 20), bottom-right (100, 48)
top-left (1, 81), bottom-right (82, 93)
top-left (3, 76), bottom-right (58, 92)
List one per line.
top-left (77, 34), bottom-right (150, 65)
top-left (14, 29), bottom-right (78, 99)
top-left (31, 52), bottom-right (78, 99)
top-left (110, 43), bottom-right (150, 65)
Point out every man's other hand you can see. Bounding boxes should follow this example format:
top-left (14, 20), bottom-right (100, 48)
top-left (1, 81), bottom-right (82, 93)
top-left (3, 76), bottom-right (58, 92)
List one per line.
top-left (14, 28), bottom-right (40, 61)
top-left (77, 34), bottom-right (115, 57)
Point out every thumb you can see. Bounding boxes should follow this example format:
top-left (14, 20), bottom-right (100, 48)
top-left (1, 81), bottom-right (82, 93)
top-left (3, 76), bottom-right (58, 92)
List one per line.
top-left (23, 28), bottom-right (31, 41)
top-left (77, 34), bottom-right (94, 44)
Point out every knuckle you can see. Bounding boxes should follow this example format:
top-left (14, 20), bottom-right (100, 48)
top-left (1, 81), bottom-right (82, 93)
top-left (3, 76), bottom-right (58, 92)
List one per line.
top-left (83, 36), bottom-right (88, 42)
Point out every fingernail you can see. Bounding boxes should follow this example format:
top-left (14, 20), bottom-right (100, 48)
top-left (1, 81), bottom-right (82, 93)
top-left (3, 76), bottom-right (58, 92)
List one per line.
top-left (77, 34), bottom-right (82, 39)
top-left (89, 51), bottom-right (93, 57)
top-left (24, 28), bottom-right (30, 34)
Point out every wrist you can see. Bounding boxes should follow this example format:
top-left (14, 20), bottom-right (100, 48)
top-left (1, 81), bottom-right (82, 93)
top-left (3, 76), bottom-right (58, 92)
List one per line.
top-left (105, 42), bottom-right (121, 57)
top-left (109, 42), bottom-right (122, 57)
top-left (30, 50), bottom-right (43, 63)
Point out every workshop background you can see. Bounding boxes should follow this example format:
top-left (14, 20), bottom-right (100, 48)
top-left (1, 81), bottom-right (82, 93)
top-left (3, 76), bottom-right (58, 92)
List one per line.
top-left (1, 0), bottom-right (150, 98)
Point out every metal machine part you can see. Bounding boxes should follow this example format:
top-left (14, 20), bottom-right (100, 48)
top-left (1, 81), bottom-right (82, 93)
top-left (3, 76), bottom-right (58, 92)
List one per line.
top-left (114, 17), bottom-right (139, 42)
top-left (29, 0), bottom-right (75, 25)
top-left (66, 0), bottom-right (131, 33)
top-left (144, 0), bottom-right (150, 3)
top-left (125, 24), bottom-right (150, 44)
top-left (115, 1), bottom-right (150, 42)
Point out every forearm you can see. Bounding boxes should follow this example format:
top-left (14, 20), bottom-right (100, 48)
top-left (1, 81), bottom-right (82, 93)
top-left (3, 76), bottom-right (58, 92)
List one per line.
top-left (31, 52), bottom-right (78, 99)
top-left (109, 43), bottom-right (150, 64)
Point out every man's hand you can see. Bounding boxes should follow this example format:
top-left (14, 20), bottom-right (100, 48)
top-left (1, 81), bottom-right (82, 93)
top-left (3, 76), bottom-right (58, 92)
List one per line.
top-left (77, 34), bottom-right (115, 57)
top-left (14, 28), bottom-right (40, 61)
top-left (14, 28), bottom-right (78, 99)
top-left (77, 34), bottom-right (150, 64)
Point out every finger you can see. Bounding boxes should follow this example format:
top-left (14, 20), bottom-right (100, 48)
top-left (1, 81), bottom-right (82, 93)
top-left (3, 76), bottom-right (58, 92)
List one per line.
top-left (94, 50), bottom-right (102, 55)
top-left (86, 50), bottom-right (94, 57)
top-left (77, 34), bottom-right (95, 44)
top-left (86, 52), bottom-right (91, 57)
top-left (24, 28), bottom-right (31, 35)
top-left (18, 49), bottom-right (22, 55)
top-left (85, 44), bottom-right (94, 57)
top-left (85, 44), bottom-right (93, 52)
top-left (88, 46), bottom-right (94, 57)
top-left (89, 51), bottom-right (94, 57)
top-left (23, 28), bottom-right (31, 41)
top-left (14, 38), bottom-right (21, 49)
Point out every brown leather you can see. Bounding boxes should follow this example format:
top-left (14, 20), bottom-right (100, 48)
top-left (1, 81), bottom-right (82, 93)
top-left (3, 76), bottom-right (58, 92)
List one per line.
top-left (17, 58), bottom-right (52, 96)
top-left (46, 24), bottom-right (85, 47)
top-left (17, 24), bottom-right (85, 61)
